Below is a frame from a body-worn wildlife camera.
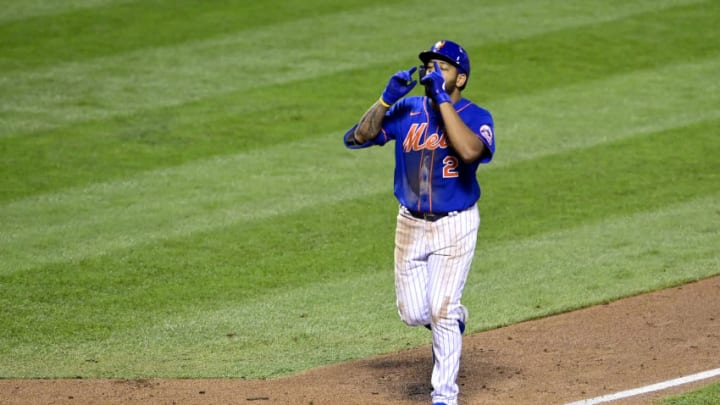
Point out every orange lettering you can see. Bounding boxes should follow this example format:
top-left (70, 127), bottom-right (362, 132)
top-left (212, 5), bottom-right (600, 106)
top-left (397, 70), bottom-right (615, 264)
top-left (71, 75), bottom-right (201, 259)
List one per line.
top-left (403, 123), bottom-right (449, 152)
top-left (403, 123), bottom-right (426, 152)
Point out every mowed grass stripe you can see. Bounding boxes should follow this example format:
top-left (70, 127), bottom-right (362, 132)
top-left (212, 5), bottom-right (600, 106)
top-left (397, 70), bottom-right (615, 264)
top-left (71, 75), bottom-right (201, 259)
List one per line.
top-left (467, 193), bottom-right (720, 328)
top-left (0, 0), bottom-right (393, 68)
top-left (0, 139), bottom-right (393, 275)
top-left (0, 0), bottom-right (132, 23)
top-left (491, 55), bottom-right (720, 164)
top-left (480, 119), bottom-right (719, 243)
top-left (2, 55), bottom-right (718, 274)
top-left (3, 193), bottom-right (716, 378)
top-left (479, 0), bottom-right (719, 99)
top-left (0, 0), bottom-right (702, 137)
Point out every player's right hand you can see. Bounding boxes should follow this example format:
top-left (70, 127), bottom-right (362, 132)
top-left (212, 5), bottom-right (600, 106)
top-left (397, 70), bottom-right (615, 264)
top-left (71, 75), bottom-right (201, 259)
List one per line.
top-left (380, 66), bottom-right (418, 107)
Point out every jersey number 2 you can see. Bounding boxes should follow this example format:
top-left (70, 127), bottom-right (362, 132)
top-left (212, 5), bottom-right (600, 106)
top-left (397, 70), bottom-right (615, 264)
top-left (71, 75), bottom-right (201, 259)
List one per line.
top-left (443, 156), bottom-right (459, 178)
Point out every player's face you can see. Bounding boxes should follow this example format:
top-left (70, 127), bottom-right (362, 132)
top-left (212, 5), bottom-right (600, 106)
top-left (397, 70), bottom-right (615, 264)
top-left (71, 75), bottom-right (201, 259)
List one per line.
top-left (424, 59), bottom-right (466, 93)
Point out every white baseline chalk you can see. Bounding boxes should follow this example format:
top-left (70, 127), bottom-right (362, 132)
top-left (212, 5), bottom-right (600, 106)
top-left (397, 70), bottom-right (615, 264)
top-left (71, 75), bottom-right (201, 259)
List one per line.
top-left (563, 368), bottom-right (720, 405)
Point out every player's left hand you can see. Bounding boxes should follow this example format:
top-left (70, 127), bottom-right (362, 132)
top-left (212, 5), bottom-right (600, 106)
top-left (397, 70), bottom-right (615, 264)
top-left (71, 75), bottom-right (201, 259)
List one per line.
top-left (420, 61), bottom-right (451, 105)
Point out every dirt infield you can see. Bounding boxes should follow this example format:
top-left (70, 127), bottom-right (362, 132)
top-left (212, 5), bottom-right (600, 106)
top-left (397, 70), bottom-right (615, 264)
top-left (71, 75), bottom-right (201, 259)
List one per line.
top-left (2, 276), bottom-right (718, 405)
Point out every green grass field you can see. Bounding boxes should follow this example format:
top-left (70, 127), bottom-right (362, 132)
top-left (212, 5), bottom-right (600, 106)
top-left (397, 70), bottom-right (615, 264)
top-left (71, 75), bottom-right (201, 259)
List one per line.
top-left (1, 0), bottom-right (718, 390)
top-left (661, 382), bottom-right (720, 404)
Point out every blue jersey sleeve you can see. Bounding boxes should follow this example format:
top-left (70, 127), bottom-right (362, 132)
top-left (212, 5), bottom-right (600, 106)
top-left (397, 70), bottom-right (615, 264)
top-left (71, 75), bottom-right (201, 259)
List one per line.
top-left (342, 124), bottom-right (390, 149)
top-left (463, 107), bottom-right (495, 164)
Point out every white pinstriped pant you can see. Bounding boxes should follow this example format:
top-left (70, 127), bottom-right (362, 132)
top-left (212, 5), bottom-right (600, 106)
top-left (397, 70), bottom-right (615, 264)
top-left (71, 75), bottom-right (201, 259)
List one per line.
top-left (394, 204), bottom-right (479, 405)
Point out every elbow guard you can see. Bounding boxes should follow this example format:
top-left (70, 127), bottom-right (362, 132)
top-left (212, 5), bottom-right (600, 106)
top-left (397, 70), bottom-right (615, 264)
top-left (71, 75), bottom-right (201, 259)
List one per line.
top-left (344, 128), bottom-right (363, 147)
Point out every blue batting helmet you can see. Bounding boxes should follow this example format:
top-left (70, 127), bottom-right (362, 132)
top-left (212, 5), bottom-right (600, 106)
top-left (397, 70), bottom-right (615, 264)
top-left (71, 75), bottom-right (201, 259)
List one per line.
top-left (419, 40), bottom-right (471, 89)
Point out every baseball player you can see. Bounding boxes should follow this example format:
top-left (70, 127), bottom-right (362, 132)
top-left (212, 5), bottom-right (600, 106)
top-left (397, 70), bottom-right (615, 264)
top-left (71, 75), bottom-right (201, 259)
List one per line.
top-left (343, 40), bottom-right (495, 405)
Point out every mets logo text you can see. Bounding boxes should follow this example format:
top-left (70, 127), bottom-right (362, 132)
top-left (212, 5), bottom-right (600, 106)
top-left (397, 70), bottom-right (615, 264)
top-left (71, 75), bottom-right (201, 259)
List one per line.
top-left (402, 123), bottom-right (448, 152)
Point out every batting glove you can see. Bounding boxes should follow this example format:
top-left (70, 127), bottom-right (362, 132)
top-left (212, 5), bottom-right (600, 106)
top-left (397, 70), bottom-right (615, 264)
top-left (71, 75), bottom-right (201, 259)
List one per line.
top-left (380, 66), bottom-right (418, 107)
top-left (420, 61), bottom-right (451, 105)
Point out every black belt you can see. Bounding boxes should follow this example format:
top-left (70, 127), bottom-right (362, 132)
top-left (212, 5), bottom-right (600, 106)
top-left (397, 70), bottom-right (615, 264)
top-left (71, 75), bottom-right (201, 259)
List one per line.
top-left (407, 209), bottom-right (449, 222)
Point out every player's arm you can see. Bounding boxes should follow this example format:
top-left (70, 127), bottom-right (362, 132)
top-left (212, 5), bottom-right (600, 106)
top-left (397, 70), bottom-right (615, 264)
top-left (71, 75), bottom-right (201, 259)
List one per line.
top-left (437, 103), bottom-right (486, 163)
top-left (421, 61), bottom-right (486, 163)
top-left (352, 100), bottom-right (390, 144)
top-left (351, 66), bottom-right (418, 144)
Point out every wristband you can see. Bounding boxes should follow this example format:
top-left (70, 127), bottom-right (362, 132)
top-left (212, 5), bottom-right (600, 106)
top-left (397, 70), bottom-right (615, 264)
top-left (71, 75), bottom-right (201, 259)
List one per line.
top-left (435, 93), bottom-right (452, 105)
top-left (378, 97), bottom-right (392, 108)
